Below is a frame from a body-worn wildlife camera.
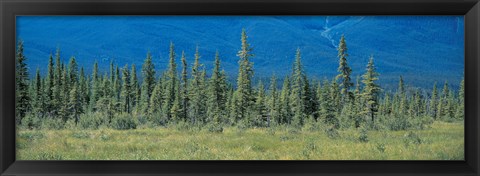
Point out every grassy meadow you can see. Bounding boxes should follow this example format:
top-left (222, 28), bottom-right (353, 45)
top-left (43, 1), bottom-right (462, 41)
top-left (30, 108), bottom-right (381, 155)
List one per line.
top-left (16, 121), bottom-right (463, 160)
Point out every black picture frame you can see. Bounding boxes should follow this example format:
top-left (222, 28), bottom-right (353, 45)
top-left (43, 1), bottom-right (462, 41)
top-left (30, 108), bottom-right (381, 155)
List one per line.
top-left (1, 0), bottom-right (479, 175)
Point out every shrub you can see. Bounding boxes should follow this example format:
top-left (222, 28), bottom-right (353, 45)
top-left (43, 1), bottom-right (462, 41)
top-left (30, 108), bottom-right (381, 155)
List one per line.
top-left (150, 113), bottom-right (169, 127)
top-left (403, 131), bottom-right (422, 147)
top-left (375, 143), bottom-right (386, 153)
top-left (410, 116), bottom-right (434, 130)
top-left (110, 114), bottom-right (137, 130)
top-left (206, 123), bottom-right (224, 133)
top-left (20, 114), bottom-right (42, 130)
top-left (72, 131), bottom-right (90, 139)
top-left (325, 127), bottom-right (340, 139)
top-left (302, 116), bottom-right (321, 132)
top-left (384, 115), bottom-right (411, 131)
top-left (40, 117), bottom-right (65, 130)
top-left (64, 119), bottom-right (77, 130)
top-left (78, 112), bottom-right (105, 130)
top-left (174, 120), bottom-right (191, 131)
top-left (358, 127), bottom-right (369, 143)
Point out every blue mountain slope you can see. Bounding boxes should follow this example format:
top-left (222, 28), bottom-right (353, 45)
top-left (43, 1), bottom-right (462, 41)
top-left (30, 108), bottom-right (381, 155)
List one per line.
top-left (16, 16), bottom-right (464, 90)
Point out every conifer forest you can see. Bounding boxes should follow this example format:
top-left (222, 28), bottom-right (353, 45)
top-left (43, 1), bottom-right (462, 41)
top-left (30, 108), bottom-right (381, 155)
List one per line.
top-left (16, 17), bottom-right (464, 160)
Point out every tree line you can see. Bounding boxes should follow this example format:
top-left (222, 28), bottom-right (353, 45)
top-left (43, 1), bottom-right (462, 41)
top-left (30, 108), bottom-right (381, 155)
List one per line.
top-left (15, 29), bottom-right (464, 132)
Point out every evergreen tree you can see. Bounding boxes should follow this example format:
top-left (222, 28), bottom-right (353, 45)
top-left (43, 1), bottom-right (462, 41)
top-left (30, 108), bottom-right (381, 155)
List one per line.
top-left (268, 75), bottom-right (279, 126)
top-left (336, 35), bottom-right (354, 104)
top-left (53, 48), bottom-right (63, 115)
top-left (68, 56), bottom-right (78, 85)
top-left (445, 91), bottom-right (455, 119)
top-left (79, 67), bottom-right (89, 112)
top-left (59, 65), bottom-right (70, 120)
top-left (353, 76), bottom-right (363, 128)
top-left (141, 52), bottom-right (156, 113)
top-left (114, 66), bottom-right (121, 102)
top-left (234, 29), bottom-right (255, 124)
top-left (303, 74), bottom-right (318, 119)
top-left (97, 74), bottom-right (115, 120)
top-left (320, 80), bottom-right (338, 128)
top-left (207, 51), bottom-right (227, 123)
top-left (130, 64), bottom-right (140, 110)
top-left (68, 82), bottom-right (82, 122)
top-left (430, 82), bottom-right (438, 119)
top-left (45, 54), bottom-right (55, 115)
top-left (171, 78), bottom-right (182, 122)
top-left (15, 41), bottom-right (30, 123)
top-left (398, 76), bottom-right (407, 115)
top-left (189, 46), bottom-right (202, 124)
top-left (331, 80), bottom-right (341, 115)
top-left (290, 48), bottom-right (306, 127)
top-left (90, 61), bottom-right (100, 111)
top-left (32, 68), bottom-right (43, 116)
top-left (255, 80), bottom-right (267, 126)
top-left (149, 76), bottom-right (163, 115)
top-left (437, 81), bottom-right (449, 119)
top-left (456, 78), bottom-right (464, 119)
top-left (120, 65), bottom-right (132, 113)
top-left (163, 43), bottom-right (176, 119)
top-left (361, 56), bottom-right (380, 123)
top-left (180, 51), bottom-right (189, 121)
top-left (279, 76), bottom-right (291, 124)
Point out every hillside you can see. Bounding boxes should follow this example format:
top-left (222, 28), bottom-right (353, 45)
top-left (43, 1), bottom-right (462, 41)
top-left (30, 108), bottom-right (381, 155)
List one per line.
top-left (16, 16), bottom-right (464, 90)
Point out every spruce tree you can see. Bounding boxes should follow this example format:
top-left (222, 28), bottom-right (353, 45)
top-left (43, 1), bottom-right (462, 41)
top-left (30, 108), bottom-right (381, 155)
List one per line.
top-left (398, 76), bottom-right (407, 115)
top-left (255, 80), bottom-right (267, 126)
top-left (45, 54), bottom-right (55, 115)
top-left (279, 76), bottom-right (291, 124)
top-left (120, 65), bottom-right (132, 113)
top-left (90, 61), bottom-right (100, 111)
top-left (149, 76), bottom-right (163, 115)
top-left (15, 41), bottom-right (30, 123)
top-left (163, 43), bottom-right (176, 119)
top-left (180, 51), bottom-right (189, 121)
top-left (437, 81), bottom-right (449, 119)
top-left (59, 65), bottom-right (70, 120)
top-left (68, 56), bottom-right (78, 85)
top-left (208, 51), bottom-right (227, 123)
top-left (68, 82), bottom-right (82, 122)
top-left (53, 48), bottom-right (63, 116)
top-left (171, 79), bottom-right (182, 122)
top-left (336, 35), bottom-right (354, 104)
top-left (234, 29), bottom-right (255, 124)
top-left (130, 64), bottom-right (140, 111)
top-left (361, 56), bottom-right (380, 123)
top-left (290, 48), bottom-right (306, 127)
top-left (79, 67), bottom-right (89, 112)
top-left (430, 82), bottom-right (438, 119)
top-left (189, 46), bottom-right (202, 124)
top-left (268, 75), bottom-right (279, 126)
top-left (32, 68), bottom-right (43, 116)
top-left (320, 79), bottom-right (338, 128)
top-left (456, 78), bottom-right (464, 119)
top-left (141, 52), bottom-right (156, 113)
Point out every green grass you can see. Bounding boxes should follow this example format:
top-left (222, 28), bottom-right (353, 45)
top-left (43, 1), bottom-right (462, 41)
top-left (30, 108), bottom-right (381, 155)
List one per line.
top-left (16, 121), bottom-right (464, 160)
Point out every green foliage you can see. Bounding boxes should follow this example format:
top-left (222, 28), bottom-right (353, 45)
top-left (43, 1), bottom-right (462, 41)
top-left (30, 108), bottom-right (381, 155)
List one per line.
top-left (15, 31), bottom-right (464, 139)
top-left (20, 114), bottom-right (41, 130)
top-left (78, 112), bottom-right (106, 130)
top-left (16, 41), bottom-right (30, 123)
top-left (403, 131), bottom-right (422, 147)
top-left (325, 127), bottom-right (340, 139)
top-left (336, 35), bottom-right (354, 104)
top-left (358, 126), bottom-right (369, 143)
top-left (110, 114), bottom-right (137, 130)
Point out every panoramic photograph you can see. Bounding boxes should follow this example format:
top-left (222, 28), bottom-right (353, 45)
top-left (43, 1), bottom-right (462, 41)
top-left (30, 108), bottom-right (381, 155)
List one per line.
top-left (15, 16), bottom-right (464, 160)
